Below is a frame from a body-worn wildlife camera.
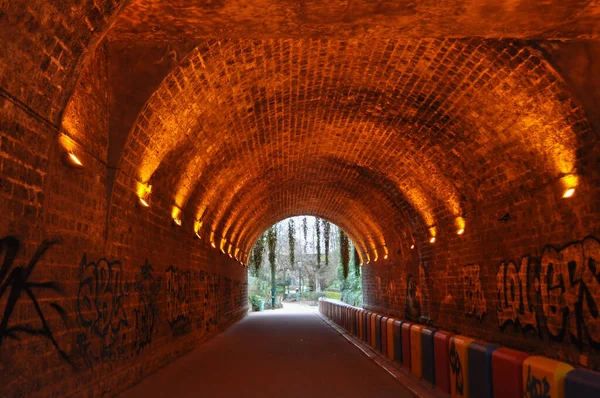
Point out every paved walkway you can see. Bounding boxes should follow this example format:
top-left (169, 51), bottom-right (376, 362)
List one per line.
top-left (120, 303), bottom-right (414, 398)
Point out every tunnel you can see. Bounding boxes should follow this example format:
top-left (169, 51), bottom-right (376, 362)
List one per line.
top-left (1, 1), bottom-right (600, 397)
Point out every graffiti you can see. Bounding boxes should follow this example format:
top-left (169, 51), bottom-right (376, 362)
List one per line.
top-left (405, 273), bottom-right (420, 320)
top-left (463, 264), bottom-right (486, 322)
top-left (419, 262), bottom-right (431, 319)
top-left (524, 365), bottom-right (551, 398)
top-left (204, 271), bottom-right (221, 330)
top-left (165, 265), bottom-right (191, 336)
top-left (76, 254), bottom-right (130, 369)
top-left (449, 340), bottom-right (464, 395)
top-left (234, 280), bottom-right (243, 309)
top-left (223, 277), bottom-right (232, 316)
top-left (496, 257), bottom-right (538, 331)
top-left (132, 261), bottom-right (162, 354)
top-left (0, 236), bottom-right (70, 364)
top-left (538, 237), bottom-right (600, 349)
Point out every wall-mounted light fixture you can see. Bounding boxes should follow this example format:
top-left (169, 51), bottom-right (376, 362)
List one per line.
top-left (366, 253), bottom-right (371, 264)
top-left (220, 238), bottom-right (227, 254)
top-left (67, 152), bottom-right (83, 167)
top-left (194, 220), bottom-right (203, 239)
top-left (428, 226), bottom-right (437, 243)
top-left (456, 216), bottom-right (466, 235)
top-left (210, 231), bottom-right (216, 248)
top-left (383, 246), bottom-right (389, 260)
top-left (137, 183), bottom-right (152, 208)
top-left (410, 244), bottom-right (415, 250)
top-left (561, 173), bottom-right (578, 199)
top-left (59, 134), bottom-right (84, 168)
top-left (171, 207), bottom-right (182, 227)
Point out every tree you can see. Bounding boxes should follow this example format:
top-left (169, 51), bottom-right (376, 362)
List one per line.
top-left (315, 217), bottom-right (321, 291)
top-left (250, 234), bottom-right (266, 277)
top-left (324, 220), bottom-right (331, 267)
top-left (267, 226), bottom-right (277, 308)
top-left (339, 230), bottom-right (349, 279)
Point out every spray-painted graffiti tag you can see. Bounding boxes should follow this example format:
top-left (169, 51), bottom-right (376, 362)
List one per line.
top-left (132, 261), bottom-right (162, 354)
top-left (449, 340), bottom-right (464, 395)
top-left (524, 365), bottom-right (551, 398)
top-left (165, 265), bottom-right (191, 336)
top-left (0, 236), bottom-right (70, 364)
top-left (496, 258), bottom-right (538, 331)
top-left (76, 254), bottom-right (130, 369)
top-left (463, 264), bottom-right (486, 322)
top-left (539, 237), bottom-right (600, 349)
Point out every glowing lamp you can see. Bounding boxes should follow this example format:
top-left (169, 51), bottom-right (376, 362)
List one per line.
top-left (194, 220), bottom-right (203, 239)
top-left (384, 254), bottom-right (388, 260)
top-left (67, 152), bottom-right (83, 167)
top-left (455, 216), bottom-right (466, 235)
top-left (428, 225), bottom-right (437, 244)
top-left (410, 244), bottom-right (415, 250)
top-left (563, 188), bottom-right (575, 198)
top-left (210, 232), bottom-right (216, 248)
top-left (139, 197), bottom-right (150, 208)
top-left (137, 183), bottom-right (152, 208)
top-left (173, 217), bottom-right (182, 227)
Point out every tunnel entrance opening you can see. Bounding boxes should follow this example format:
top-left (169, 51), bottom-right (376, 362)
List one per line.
top-left (247, 216), bottom-right (362, 313)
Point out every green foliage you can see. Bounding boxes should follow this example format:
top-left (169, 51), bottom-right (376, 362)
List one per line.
top-left (340, 230), bottom-right (349, 279)
top-left (324, 291), bottom-right (342, 300)
top-left (288, 219), bottom-right (295, 269)
top-left (301, 291), bottom-right (326, 302)
top-left (302, 217), bottom-right (308, 251)
top-left (267, 226), bottom-right (277, 272)
top-left (250, 294), bottom-right (264, 311)
top-left (323, 220), bottom-right (331, 267)
top-left (315, 217), bottom-right (321, 268)
top-left (353, 247), bottom-right (360, 276)
top-left (250, 234), bottom-right (266, 276)
top-left (337, 247), bottom-right (362, 307)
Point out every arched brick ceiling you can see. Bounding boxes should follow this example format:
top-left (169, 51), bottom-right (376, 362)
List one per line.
top-left (115, 38), bottom-right (591, 259)
top-left (109, 0), bottom-right (600, 40)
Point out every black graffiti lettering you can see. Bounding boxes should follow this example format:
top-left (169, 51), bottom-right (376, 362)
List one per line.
top-left (165, 265), bottom-right (191, 336)
top-left (524, 365), bottom-right (551, 398)
top-left (539, 237), bottom-right (600, 349)
top-left (76, 254), bottom-right (129, 370)
top-left (0, 236), bottom-right (71, 364)
top-left (204, 272), bottom-right (221, 330)
top-left (496, 258), bottom-right (538, 331)
top-left (132, 261), bottom-right (161, 354)
top-left (449, 340), bottom-right (464, 395)
top-left (463, 264), bottom-right (486, 322)
top-left (405, 274), bottom-right (420, 320)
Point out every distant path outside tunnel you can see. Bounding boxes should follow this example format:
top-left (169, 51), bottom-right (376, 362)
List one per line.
top-left (119, 303), bottom-right (414, 398)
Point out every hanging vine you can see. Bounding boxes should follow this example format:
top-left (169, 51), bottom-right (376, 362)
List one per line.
top-left (340, 230), bottom-right (349, 279)
top-left (302, 217), bottom-right (308, 252)
top-left (251, 234), bottom-right (266, 276)
top-left (353, 246), bottom-right (360, 276)
top-left (288, 219), bottom-right (295, 270)
top-left (315, 217), bottom-right (321, 268)
top-left (324, 220), bottom-right (331, 267)
top-left (267, 226), bottom-right (277, 272)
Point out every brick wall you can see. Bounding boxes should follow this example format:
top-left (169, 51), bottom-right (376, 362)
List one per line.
top-left (363, 166), bottom-right (600, 370)
top-left (0, 43), bottom-right (248, 397)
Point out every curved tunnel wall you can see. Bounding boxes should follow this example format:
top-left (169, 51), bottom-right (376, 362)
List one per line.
top-left (1, 1), bottom-right (600, 396)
